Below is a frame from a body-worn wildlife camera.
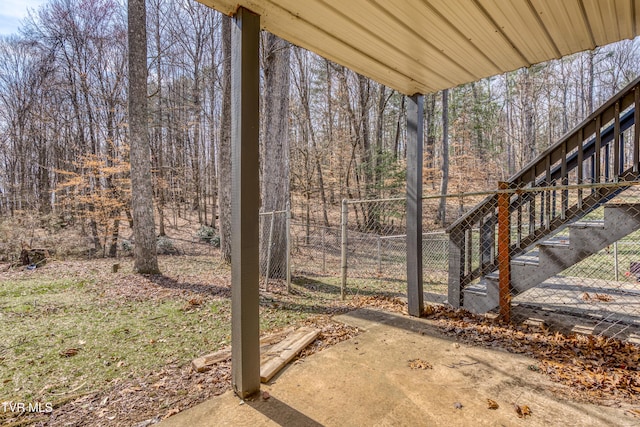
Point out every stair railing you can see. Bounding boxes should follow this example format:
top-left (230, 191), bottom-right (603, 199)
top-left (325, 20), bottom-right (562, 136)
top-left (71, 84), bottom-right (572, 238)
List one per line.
top-left (447, 75), bottom-right (640, 308)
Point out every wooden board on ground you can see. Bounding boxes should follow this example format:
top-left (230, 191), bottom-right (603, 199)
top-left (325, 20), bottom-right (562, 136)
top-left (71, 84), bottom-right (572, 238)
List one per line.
top-left (260, 326), bottom-right (320, 383)
top-left (192, 328), bottom-right (293, 372)
top-left (192, 349), bottom-right (232, 372)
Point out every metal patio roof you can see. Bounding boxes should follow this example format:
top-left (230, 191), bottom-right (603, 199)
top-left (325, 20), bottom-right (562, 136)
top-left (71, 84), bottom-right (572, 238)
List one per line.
top-left (197, 0), bottom-right (640, 95)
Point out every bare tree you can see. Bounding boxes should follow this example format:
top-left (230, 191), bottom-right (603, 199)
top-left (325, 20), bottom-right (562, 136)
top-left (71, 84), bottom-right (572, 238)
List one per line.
top-left (218, 15), bottom-right (232, 263)
top-left (261, 33), bottom-right (290, 278)
top-left (437, 89), bottom-right (449, 225)
top-left (292, 47), bottom-right (329, 226)
top-left (128, 0), bottom-right (159, 273)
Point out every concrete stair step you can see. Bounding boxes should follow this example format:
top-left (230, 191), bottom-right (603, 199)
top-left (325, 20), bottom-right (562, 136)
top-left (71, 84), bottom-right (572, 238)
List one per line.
top-left (463, 202), bottom-right (640, 314)
top-left (569, 220), bottom-right (605, 229)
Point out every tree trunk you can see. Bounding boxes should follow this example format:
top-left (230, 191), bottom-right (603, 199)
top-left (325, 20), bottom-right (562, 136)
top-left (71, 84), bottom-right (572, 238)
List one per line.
top-left (209, 13), bottom-right (218, 229)
top-left (218, 15), bottom-right (232, 263)
top-left (587, 49), bottom-right (595, 114)
top-left (425, 93), bottom-right (436, 189)
top-left (437, 89), bottom-right (449, 225)
top-left (261, 33), bottom-right (290, 279)
top-left (470, 82), bottom-right (485, 159)
top-left (523, 69), bottom-right (537, 163)
top-left (128, 0), bottom-right (160, 274)
top-left (153, 0), bottom-right (166, 237)
top-left (374, 85), bottom-right (386, 192)
top-left (294, 48), bottom-right (329, 226)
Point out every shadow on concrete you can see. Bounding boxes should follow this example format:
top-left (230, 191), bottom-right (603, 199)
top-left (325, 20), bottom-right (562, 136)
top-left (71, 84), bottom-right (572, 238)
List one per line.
top-left (342, 307), bottom-right (436, 333)
top-left (247, 396), bottom-right (323, 427)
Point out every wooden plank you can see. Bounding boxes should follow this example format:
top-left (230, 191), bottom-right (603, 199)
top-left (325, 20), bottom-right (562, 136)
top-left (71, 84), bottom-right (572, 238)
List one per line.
top-left (260, 327), bottom-right (320, 382)
top-left (545, 156), bottom-right (551, 227)
top-left (193, 329), bottom-right (292, 372)
top-left (595, 115), bottom-right (602, 184)
top-left (577, 128), bottom-right (584, 209)
top-left (192, 349), bottom-right (232, 373)
top-left (614, 101), bottom-right (621, 179)
top-left (560, 141), bottom-right (567, 219)
top-left (634, 87), bottom-right (640, 172)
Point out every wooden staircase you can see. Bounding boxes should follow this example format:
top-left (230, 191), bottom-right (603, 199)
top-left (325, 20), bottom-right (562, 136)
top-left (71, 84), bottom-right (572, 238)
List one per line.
top-left (462, 203), bottom-right (640, 313)
top-left (446, 76), bottom-right (640, 313)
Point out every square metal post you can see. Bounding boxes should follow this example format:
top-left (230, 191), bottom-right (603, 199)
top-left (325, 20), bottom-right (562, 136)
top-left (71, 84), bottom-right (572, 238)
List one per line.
top-left (497, 182), bottom-right (511, 322)
top-left (231, 7), bottom-right (261, 399)
top-left (406, 94), bottom-right (424, 317)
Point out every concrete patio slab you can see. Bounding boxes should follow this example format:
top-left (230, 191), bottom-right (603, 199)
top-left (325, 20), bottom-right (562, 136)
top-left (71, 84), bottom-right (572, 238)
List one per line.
top-left (160, 308), bottom-right (636, 427)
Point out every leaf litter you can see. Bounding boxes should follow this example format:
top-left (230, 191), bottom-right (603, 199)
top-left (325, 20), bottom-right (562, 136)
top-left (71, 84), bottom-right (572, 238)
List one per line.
top-left (408, 359), bottom-right (433, 370)
top-left (486, 399), bottom-right (499, 410)
top-left (1, 257), bottom-right (367, 426)
top-left (423, 305), bottom-right (640, 405)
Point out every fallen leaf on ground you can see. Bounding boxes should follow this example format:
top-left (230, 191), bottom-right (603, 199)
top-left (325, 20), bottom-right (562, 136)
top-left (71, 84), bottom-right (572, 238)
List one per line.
top-left (408, 359), bottom-right (432, 370)
top-left (514, 403), bottom-right (523, 417)
top-left (514, 403), bottom-right (532, 418)
top-left (426, 305), bottom-right (640, 404)
top-left (60, 348), bottom-right (79, 357)
top-left (593, 293), bottom-right (613, 302)
top-left (423, 305), bottom-right (436, 316)
top-left (188, 297), bottom-right (203, 306)
top-left (487, 399), bottom-right (499, 410)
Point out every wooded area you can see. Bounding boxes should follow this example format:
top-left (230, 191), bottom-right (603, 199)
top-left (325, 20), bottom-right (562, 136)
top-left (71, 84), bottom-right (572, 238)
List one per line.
top-left (1, 0), bottom-right (639, 261)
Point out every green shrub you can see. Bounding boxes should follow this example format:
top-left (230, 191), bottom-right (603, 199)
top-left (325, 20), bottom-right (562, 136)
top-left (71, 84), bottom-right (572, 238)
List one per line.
top-left (157, 236), bottom-right (179, 255)
top-left (120, 239), bottom-right (133, 255)
top-left (196, 225), bottom-right (220, 247)
top-left (196, 225), bottom-right (216, 242)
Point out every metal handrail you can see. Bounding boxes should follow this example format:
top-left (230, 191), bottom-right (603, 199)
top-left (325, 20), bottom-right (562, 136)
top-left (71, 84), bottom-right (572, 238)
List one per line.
top-left (447, 76), bottom-right (640, 307)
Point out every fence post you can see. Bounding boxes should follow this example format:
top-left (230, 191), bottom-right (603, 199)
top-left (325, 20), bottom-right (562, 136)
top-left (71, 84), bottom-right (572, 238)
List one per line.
top-left (614, 241), bottom-right (619, 281)
top-left (447, 234), bottom-right (464, 308)
top-left (341, 199), bottom-right (348, 300)
top-left (265, 211), bottom-right (275, 291)
top-left (322, 227), bottom-right (326, 273)
top-left (377, 236), bottom-right (382, 274)
top-left (497, 182), bottom-right (511, 322)
top-left (286, 202), bottom-right (291, 292)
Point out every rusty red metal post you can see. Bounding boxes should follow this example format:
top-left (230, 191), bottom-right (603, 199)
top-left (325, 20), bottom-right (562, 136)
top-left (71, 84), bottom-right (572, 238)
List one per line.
top-left (497, 181), bottom-right (511, 322)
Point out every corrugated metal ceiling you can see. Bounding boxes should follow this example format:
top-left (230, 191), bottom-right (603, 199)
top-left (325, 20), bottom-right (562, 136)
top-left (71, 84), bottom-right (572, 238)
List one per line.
top-left (196, 0), bottom-right (640, 95)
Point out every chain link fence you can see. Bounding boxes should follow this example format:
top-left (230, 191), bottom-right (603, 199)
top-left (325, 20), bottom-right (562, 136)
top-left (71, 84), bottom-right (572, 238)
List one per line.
top-left (447, 182), bottom-right (640, 343)
top-left (336, 197), bottom-right (453, 301)
top-left (288, 183), bottom-right (640, 343)
top-left (259, 209), bottom-right (290, 291)
top-left (289, 221), bottom-right (341, 278)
